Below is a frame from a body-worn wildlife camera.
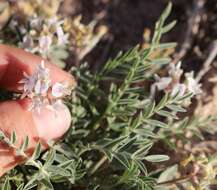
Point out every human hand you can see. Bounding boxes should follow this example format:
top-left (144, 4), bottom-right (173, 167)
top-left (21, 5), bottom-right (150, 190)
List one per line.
top-left (0, 44), bottom-right (75, 176)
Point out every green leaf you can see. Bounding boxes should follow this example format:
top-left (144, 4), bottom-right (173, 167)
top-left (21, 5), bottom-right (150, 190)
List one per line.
top-left (2, 178), bottom-right (11, 190)
top-left (23, 174), bottom-right (39, 190)
top-left (157, 110), bottom-right (177, 119)
top-left (116, 136), bottom-right (137, 152)
top-left (40, 177), bottom-right (53, 190)
top-left (151, 58), bottom-right (171, 65)
top-left (0, 130), bottom-right (4, 140)
top-left (132, 144), bottom-right (153, 160)
top-left (10, 131), bottom-right (16, 144)
top-left (161, 2), bottom-right (172, 21)
top-left (145, 119), bottom-right (168, 128)
top-left (133, 128), bottom-right (156, 138)
top-left (151, 2), bottom-right (173, 47)
top-left (155, 42), bottom-right (177, 49)
top-left (155, 93), bottom-right (168, 110)
top-left (144, 155), bottom-right (169, 163)
top-left (144, 101), bottom-right (155, 118)
top-left (113, 152), bottom-right (131, 169)
top-left (134, 159), bottom-right (148, 175)
top-left (58, 159), bottom-right (74, 168)
top-left (176, 92), bottom-right (193, 101)
top-left (17, 184), bottom-right (24, 190)
top-left (44, 149), bottom-right (56, 169)
top-left (20, 136), bottom-right (29, 152)
top-left (93, 185), bottom-right (100, 190)
top-left (162, 21), bottom-right (177, 33)
top-left (157, 165), bottom-right (178, 183)
top-left (99, 136), bottom-right (127, 150)
top-left (167, 104), bottom-right (186, 112)
top-left (178, 117), bottom-right (189, 130)
top-left (31, 142), bottom-right (42, 160)
top-left (48, 166), bottom-right (71, 177)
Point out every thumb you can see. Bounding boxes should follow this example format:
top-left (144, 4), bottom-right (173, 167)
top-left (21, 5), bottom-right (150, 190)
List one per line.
top-left (0, 99), bottom-right (71, 176)
top-left (32, 101), bottom-right (72, 142)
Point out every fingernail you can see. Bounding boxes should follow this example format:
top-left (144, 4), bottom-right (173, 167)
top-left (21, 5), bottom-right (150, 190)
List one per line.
top-left (32, 102), bottom-right (71, 141)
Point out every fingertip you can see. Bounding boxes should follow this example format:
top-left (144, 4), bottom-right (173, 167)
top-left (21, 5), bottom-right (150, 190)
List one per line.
top-left (32, 102), bottom-right (72, 141)
top-left (48, 63), bottom-right (76, 86)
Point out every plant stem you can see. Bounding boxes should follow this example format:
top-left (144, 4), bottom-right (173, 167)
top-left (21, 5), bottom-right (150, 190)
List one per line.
top-left (156, 174), bottom-right (193, 186)
top-left (90, 155), bottom-right (108, 175)
top-left (91, 57), bottom-right (140, 131)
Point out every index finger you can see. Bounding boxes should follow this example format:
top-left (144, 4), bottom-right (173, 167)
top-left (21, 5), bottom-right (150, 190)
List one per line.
top-left (0, 44), bottom-right (76, 91)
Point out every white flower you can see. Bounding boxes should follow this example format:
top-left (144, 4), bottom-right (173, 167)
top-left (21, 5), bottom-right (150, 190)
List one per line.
top-left (19, 72), bottom-right (37, 98)
top-left (28, 97), bottom-right (47, 114)
top-left (150, 62), bottom-right (202, 99)
top-left (30, 17), bottom-right (43, 30)
top-left (21, 35), bottom-right (34, 51)
top-left (169, 61), bottom-right (183, 81)
top-left (47, 17), bottom-right (63, 27)
top-left (52, 82), bottom-right (71, 98)
top-left (171, 83), bottom-right (186, 97)
top-left (9, 20), bottom-right (18, 28)
top-left (19, 61), bottom-right (50, 97)
top-left (37, 61), bottom-right (50, 80)
top-left (34, 80), bottom-right (50, 95)
top-left (19, 60), bottom-right (73, 113)
top-left (153, 75), bottom-right (172, 90)
top-left (34, 61), bottom-right (51, 95)
top-left (150, 75), bottom-right (172, 98)
top-left (46, 17), bottom-right (69, 46)
top-left (151, 72), bottom-right (186, 98)
top-left (185, 72), bottom-right (202, 95)
top-left (38, 35), bottom-right (53, 56)
top-left (56, 26), bottom-right (69, 46)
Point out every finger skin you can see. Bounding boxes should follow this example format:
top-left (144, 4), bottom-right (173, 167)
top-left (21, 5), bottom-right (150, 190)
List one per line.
top-left (0, 45), bottom-right (74, 176)
top-left (0, 44), bottom-right (76, 91)
top-left (0, 99), bottom-right (71, 177)
top-left (0, 100), bottom-right (38, 176)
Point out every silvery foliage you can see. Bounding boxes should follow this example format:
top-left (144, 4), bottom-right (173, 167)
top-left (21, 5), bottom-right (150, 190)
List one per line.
top-left (0, 3), bottom-right (215, 190)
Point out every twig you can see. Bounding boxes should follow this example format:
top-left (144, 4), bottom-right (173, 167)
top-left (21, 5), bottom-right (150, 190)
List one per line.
top-left (156, 174), bottom-right (193, 186)
top-left (172, 0), bottom-right (205, 64)
top-left (90, 155), bottom-right (107, 174)
top-left (196, 40), bottom-right (217, 82)
top-left (191, 140), bottom-right (217, 154)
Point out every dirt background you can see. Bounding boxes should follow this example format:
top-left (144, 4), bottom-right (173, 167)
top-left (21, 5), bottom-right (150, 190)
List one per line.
top-left (61, 0), bottom-right (215, 70)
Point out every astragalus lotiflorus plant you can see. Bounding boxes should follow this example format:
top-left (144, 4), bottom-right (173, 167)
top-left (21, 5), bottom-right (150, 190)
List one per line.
top-left (0, 2), bottom-right (217, 190)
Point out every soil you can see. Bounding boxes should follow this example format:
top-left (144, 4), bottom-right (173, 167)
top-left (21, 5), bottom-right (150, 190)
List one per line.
top-left (61, 0), bottom-right (212, 71)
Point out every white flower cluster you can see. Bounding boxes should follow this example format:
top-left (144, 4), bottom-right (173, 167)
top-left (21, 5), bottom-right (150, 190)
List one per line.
top-left (19, 16), bottom-right (69, 58)
top-left (151, 62), bottom-right (202, 98)
top-left (19, 60), bottom-right (72, 113)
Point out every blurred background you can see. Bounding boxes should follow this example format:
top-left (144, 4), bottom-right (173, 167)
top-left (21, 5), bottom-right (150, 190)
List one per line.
top-left (60, 0), bottom-right (216, 73)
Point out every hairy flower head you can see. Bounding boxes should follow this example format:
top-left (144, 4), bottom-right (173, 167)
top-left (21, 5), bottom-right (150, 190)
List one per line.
top-left (19, 60), bottom-right (73, 113)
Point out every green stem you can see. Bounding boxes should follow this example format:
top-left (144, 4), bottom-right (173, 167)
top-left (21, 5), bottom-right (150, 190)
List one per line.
top-left (90, 155), bottom-right (107, 175)
top-left (91, 57), bottom-right (140, 131)
top-left (156, 174), bottom-right (194, 186)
